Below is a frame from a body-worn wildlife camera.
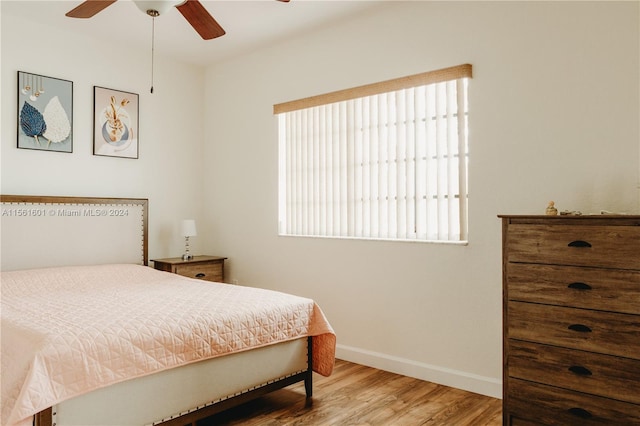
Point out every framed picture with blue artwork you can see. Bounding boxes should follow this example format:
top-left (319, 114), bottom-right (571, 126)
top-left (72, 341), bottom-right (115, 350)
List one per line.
top-left (17, 71), bottom-right (73, 153)
top-left (93, 86), bottom-right (139, 159)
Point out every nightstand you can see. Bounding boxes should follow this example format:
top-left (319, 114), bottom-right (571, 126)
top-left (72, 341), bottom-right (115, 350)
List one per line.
top-left (152, 255), bottom-right (227, 283)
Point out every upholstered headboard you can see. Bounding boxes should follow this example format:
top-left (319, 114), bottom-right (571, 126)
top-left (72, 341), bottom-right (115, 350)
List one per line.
top-left (1, 195), bottom-right (148, 271)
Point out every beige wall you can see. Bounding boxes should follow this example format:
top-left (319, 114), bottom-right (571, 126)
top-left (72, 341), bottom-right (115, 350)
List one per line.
top-left (202, 1), bottom-right (639, 397)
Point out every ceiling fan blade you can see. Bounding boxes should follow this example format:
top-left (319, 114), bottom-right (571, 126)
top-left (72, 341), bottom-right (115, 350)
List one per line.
top-left (65, 0), bottom-right (118, 18)
top-left (176, 0), bottom-right (226, 40)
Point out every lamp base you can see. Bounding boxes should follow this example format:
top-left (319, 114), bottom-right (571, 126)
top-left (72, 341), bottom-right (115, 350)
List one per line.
top-left (182, 253), bottom-right (193, 261)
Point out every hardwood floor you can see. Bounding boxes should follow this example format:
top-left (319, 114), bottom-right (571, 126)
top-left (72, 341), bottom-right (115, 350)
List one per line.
top-left (198, 359), bottom-right (502, 426)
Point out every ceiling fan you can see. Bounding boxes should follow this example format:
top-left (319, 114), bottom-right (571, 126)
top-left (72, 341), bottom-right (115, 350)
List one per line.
top-left (65, 0), bottom-right (290, 93)
top-left (65, 0), bottom-right (290, 41)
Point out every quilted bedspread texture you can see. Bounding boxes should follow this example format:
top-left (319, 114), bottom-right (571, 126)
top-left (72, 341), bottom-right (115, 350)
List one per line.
top-left (1, 264), bottom-right (336, 426)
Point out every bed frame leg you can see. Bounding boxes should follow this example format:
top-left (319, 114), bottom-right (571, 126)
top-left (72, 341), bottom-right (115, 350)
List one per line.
top-left (34, 408), bottom-right (53, 426)
top-left (305, 337), bottom-right (313, 398)
top-left (304, 371), bottom-right (313, 398)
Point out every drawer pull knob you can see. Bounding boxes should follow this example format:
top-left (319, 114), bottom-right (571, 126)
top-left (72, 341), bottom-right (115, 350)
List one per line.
top-left (568, 240), bottom-right (592, 248)
top-left (568, 282), bottom-right (592, 290)
top-left (568, 324), bottom-right (592, 333)
top-left (195, 273), bottom-right (206, 278)
top-left (568, 408), bottom-right (593, 419)
top-left (568, 365), bottom-right (593, 376)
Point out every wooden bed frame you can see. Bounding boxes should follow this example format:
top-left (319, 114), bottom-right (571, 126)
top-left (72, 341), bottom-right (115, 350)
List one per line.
top-left (1, 195), bottom-right (313, 426)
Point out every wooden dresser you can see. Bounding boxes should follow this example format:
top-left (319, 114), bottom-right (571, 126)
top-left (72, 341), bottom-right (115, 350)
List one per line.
top-left (499, 215), bottom-right (640, 425)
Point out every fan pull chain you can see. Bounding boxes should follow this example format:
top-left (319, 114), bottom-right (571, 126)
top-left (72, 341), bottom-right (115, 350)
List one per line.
top-left (150, 15), bottom-right (155, 94)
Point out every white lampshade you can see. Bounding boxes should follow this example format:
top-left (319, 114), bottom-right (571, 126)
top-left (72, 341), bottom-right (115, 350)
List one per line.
top-left (181, 219), bottom-right (197, 237)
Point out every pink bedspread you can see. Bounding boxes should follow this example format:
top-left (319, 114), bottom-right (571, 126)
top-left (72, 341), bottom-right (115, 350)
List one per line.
top-left (1, 264), bottom-right (336, 426)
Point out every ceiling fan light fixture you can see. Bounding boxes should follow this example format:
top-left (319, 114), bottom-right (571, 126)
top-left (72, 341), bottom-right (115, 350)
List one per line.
top-left (133, 0), bottom-right (184, 17)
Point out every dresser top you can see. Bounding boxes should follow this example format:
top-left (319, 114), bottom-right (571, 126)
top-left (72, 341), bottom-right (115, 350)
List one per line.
top-left (499, 214), bottom-right (640, 226)
top-left (498, 214), bottom-right (640, 218)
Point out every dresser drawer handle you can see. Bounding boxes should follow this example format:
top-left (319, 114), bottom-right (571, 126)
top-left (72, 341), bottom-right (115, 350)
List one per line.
top-left (568, 408), bottom-right (593, 419)
top-left (568, 282), bottom-right (592, 290)
top-left (568, 365), bottom-right (593, 376)
top-left (568, 324), bottom-right (592, 333)
top-left (195, 273), bottom-right (206, 278)
top-left (567, 240), bottom-right (592, 248)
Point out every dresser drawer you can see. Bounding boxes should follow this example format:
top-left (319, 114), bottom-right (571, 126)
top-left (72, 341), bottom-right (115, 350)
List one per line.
top-left (174, 262), bottom-right (223, 282)
top-left (509, 340), bottom-right (640, 404)
top-left (506, 224), bottom-right (640, 269)
top-left (507, 263), bottom-right (640, 314)
top-left (508, 378), bottom-right (640, 425)
top-left (506, 417), bottom-right (542, 426)
top-left (508, 301), bottom-right (640, 359)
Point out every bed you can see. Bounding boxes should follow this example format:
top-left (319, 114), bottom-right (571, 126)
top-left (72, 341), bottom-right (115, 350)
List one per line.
top-left (1, 195), bottom-right (336, 426)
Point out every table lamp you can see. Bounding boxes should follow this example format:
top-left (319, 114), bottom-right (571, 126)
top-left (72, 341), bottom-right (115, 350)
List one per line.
top-left (181, 219), bottom-right (196, 260)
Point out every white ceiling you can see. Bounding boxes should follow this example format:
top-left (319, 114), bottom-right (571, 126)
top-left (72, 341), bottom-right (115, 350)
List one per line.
top-left (2, 0), bottom-right (385, 66)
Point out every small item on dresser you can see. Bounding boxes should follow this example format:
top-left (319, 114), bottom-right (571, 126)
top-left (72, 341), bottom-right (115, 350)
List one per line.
top-left (560, 210), bottom-right (582, 216)
top-left (545, 201), bottom-right (558, 216)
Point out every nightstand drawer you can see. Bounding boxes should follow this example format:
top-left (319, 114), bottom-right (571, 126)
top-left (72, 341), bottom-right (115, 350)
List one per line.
top-left (174, 262), bottom-right (223, 282)
top-left (506, 224), bottom-right (640, 269)
top-left (508, 301), bottom-right (640, 359)
top-left (508, 378), bottom-right (640, 425)
top-left (509, 340), bottom-right (640, 404)
top-left (152, 256), bottom-right (227, 283)
top-left (507, 263), bottom-right (640, 314)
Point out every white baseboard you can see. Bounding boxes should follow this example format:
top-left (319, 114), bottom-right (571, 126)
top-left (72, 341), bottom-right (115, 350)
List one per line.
top-left (335, 343), bottom-right (503, 399)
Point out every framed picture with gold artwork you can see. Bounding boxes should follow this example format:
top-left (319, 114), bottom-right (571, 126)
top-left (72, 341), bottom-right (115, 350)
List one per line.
top-left (93, 86), bottom-right (139, 159)
top-left (17, 71), bottom-right (73, 153)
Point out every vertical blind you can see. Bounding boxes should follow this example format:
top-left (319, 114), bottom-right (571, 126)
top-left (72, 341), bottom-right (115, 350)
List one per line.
top-left (275, 64), bottom-right (471, 242)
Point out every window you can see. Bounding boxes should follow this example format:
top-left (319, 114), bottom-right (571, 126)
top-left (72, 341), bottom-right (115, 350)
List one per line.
top-left (275, 64), bottom-right (471, 243)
